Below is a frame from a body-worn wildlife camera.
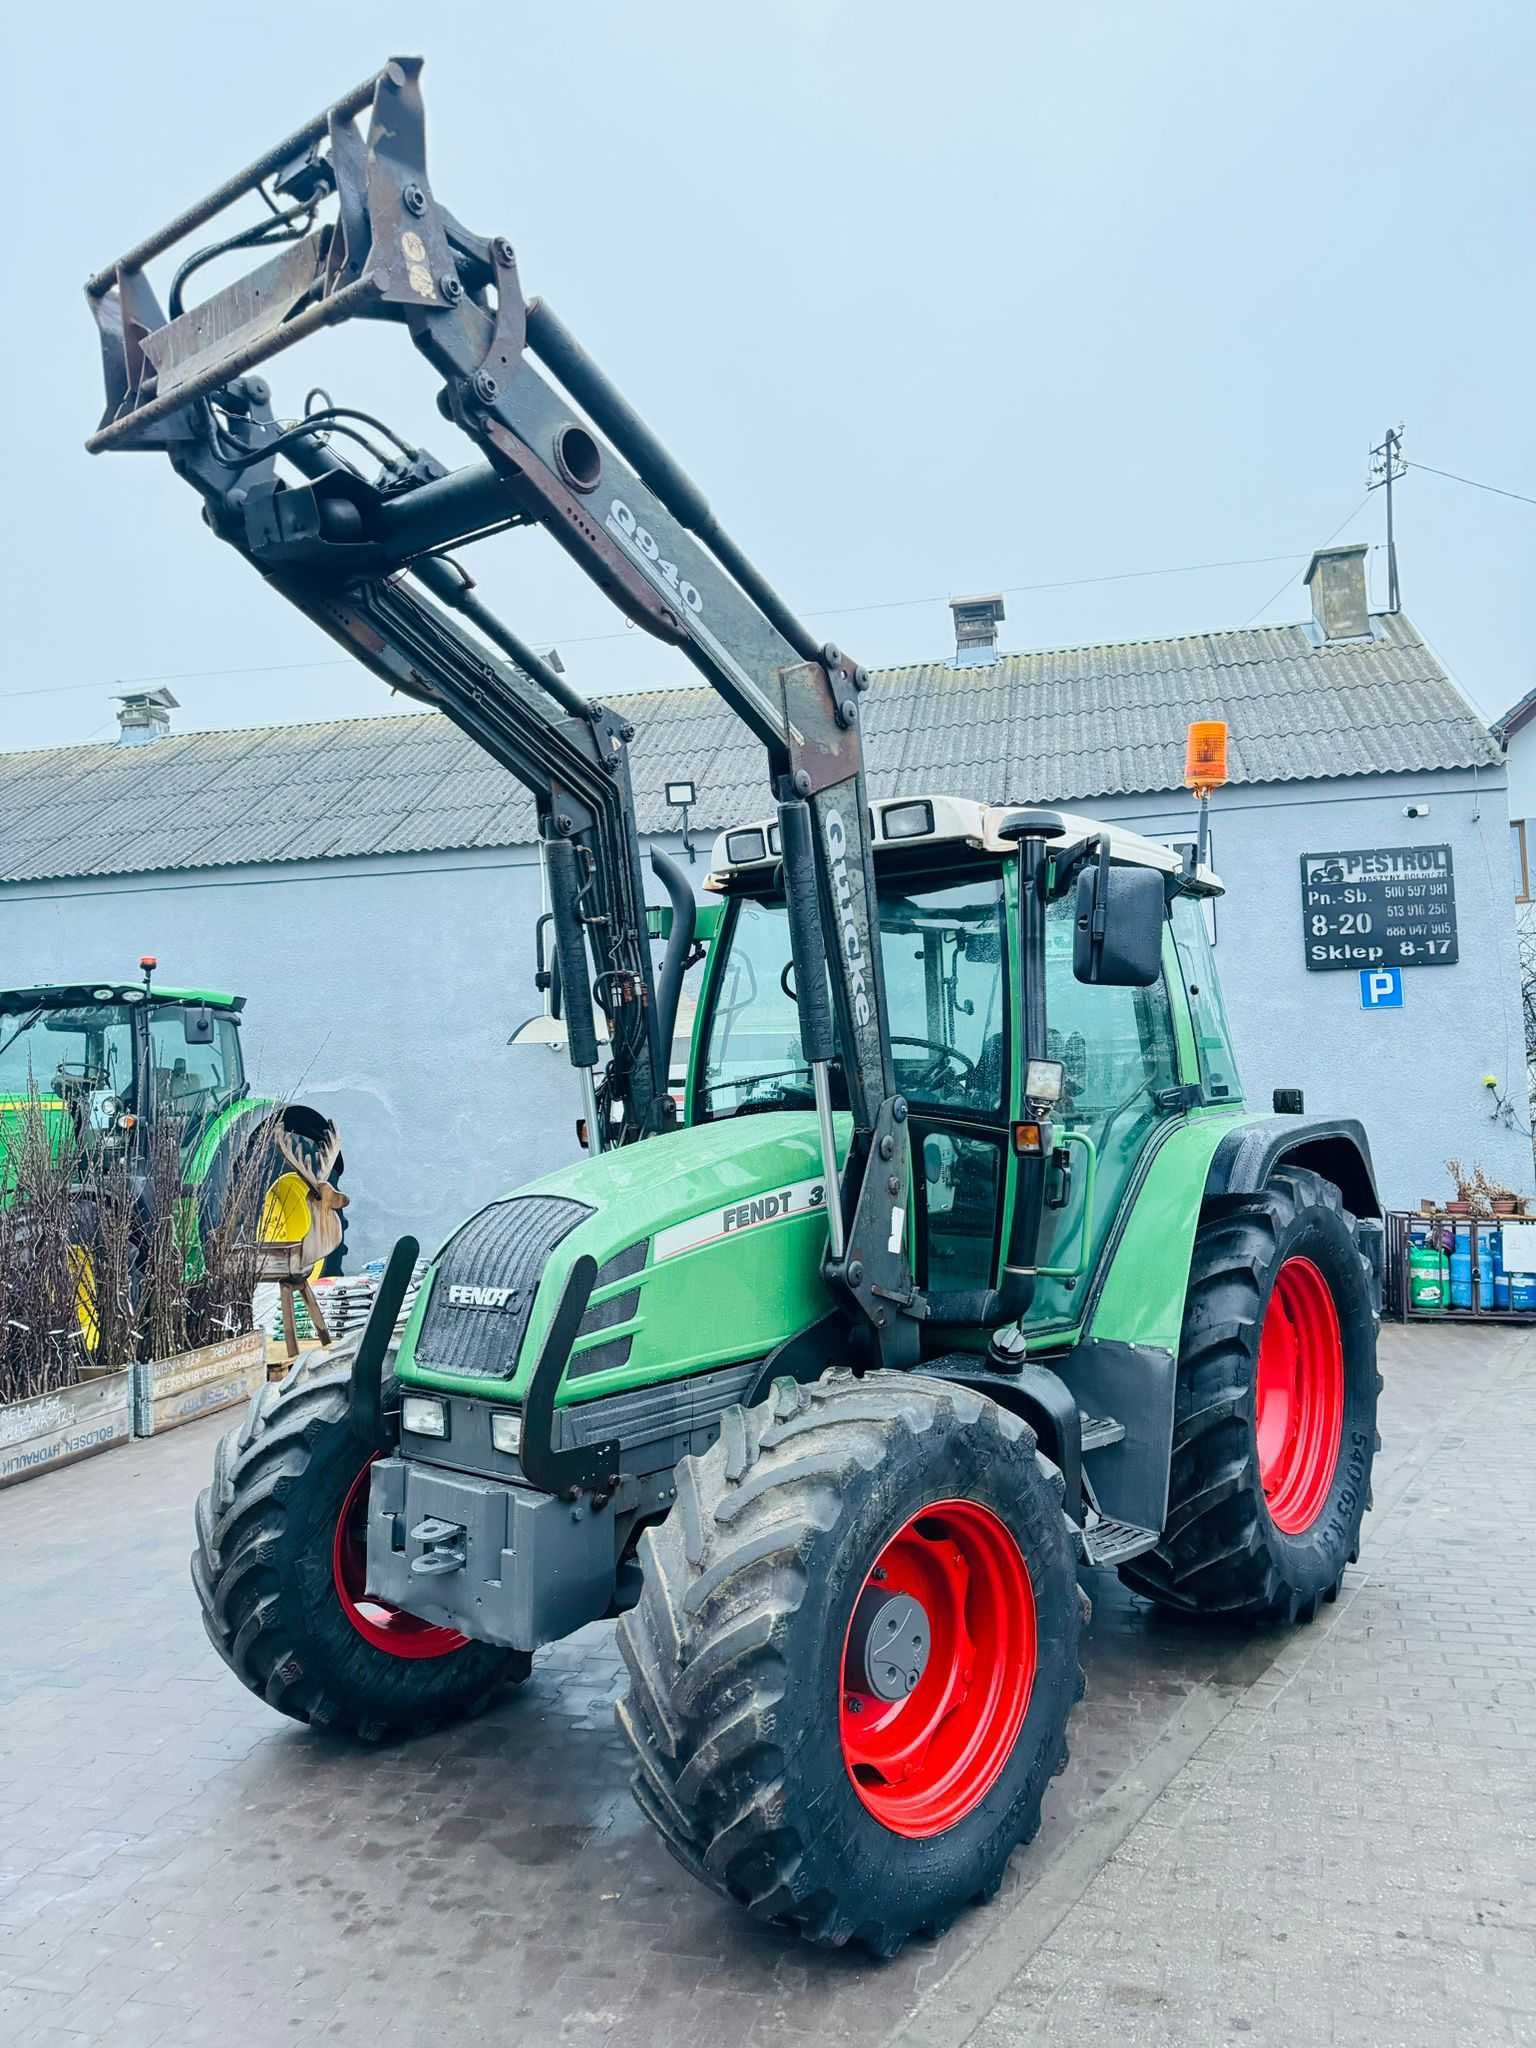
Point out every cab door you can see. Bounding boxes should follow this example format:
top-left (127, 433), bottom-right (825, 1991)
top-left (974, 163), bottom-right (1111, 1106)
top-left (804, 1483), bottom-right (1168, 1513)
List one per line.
top-left (1025, 887), bottom-right (1182, 1331)
top-left (874, 865), bottom-right (1013, 1300)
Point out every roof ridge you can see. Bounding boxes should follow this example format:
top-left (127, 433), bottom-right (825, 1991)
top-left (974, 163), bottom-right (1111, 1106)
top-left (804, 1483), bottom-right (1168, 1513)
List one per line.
top-left (4, 615), bottom-right (1433, 765)
top-left (1, 609), bottom-right (1498, 890)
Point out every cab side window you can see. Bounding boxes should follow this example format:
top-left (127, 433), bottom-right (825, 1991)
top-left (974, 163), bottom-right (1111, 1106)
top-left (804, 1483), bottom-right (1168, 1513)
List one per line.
top-left (147, 1007), bottom-right (238, 1119)
top-left (1045, 891), bottom-right (1178, 1136)
top-left (1170, 895), bottom-right (1241, 1101)
top-left (1031, 887), bottom-right (1180, 1316)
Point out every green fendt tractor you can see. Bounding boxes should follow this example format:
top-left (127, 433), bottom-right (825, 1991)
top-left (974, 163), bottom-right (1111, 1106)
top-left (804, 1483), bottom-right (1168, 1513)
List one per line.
top-left (0, 969), bottom-right (345, 1322)
top-left (86, 58), bottom-right (1382, 1955)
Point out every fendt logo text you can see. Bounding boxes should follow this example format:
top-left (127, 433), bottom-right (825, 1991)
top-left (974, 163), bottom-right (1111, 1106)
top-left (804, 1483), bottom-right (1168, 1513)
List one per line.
top-left (446, 1284), bottom-right (520, 1310)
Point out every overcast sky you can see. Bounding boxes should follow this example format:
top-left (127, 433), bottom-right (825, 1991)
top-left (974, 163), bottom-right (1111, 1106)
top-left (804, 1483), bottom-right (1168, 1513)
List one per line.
top-left (9, 0), bottom-right (1533, 755)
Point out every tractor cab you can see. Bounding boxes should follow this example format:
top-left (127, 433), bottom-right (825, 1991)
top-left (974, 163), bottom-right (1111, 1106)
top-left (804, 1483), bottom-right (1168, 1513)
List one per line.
top-left (692, 795), bottom-right (1235, 1338)
top-left (2, 973), bottom-right (342, 1294)
top-left (0, 976), bottom-right (247, 1160)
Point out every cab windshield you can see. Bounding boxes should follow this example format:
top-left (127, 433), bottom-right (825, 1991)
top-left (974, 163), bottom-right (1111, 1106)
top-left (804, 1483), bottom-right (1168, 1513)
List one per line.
top-left (697, 868), bottom-right (1008, 1121)
top-left (0, 1005), bottom-right (134, 1106)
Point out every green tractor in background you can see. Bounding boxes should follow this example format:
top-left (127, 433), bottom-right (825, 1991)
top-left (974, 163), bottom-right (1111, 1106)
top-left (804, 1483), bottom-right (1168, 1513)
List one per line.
top-left (0, 963), bottom-right (344, 1345)
top-left (86, 57), bottom-right (1382, 1958)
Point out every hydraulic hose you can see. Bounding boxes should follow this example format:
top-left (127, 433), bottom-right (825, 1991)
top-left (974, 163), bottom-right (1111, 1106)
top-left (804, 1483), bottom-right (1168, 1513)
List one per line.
top-left (648, 848), bottom-right (697, 1072)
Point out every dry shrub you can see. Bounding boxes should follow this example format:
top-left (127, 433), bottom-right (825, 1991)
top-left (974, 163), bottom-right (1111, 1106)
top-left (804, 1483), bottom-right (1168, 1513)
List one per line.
top-left (1, 1094), bottom-right (297, 1405)
top-left (0, 1092), bottom-right (137, 1401)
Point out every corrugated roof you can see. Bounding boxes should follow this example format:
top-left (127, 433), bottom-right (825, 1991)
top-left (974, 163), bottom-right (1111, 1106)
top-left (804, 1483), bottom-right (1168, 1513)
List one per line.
top-left (1492, 683), bottom-right (1536, 744)
top-left (0, 611), bottom-right (1499, 886)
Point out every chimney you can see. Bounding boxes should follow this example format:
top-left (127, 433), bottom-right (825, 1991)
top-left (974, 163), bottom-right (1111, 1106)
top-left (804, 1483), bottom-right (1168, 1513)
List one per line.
top-left (114, 687), bottom-right (178, 746)
top-left (949, 594), bottom-right (1005, 668)
top-left (1303, 543), bottom-right (1371, 642)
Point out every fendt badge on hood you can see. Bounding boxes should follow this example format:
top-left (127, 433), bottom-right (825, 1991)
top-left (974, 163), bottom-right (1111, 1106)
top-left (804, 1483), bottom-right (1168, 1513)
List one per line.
top-left (446, 1284), bottom-right (522, 1310)
top-left (652, 1176), bottom-right (827, 1262)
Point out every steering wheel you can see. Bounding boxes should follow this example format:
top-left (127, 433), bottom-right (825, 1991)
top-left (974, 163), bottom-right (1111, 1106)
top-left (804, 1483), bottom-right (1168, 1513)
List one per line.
top-left (53, 1061), bottom-right (108, 1092)
top-left (890, 1035), bottom-right (976, 1093)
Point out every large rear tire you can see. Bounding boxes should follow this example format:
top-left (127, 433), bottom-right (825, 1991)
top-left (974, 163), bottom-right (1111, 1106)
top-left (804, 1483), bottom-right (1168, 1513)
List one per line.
top-left (1119, 1166), bottom-right (1380, 1622)
top-left (192, 1348), bottom-right (527, 1738)
top-left (616, 1370), bottom-right (1083, 1954)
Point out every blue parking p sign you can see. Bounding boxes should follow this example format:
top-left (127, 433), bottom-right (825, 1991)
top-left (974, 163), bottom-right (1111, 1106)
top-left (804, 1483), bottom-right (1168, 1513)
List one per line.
top-left (1359, 967), bottom-right (1403, 1009)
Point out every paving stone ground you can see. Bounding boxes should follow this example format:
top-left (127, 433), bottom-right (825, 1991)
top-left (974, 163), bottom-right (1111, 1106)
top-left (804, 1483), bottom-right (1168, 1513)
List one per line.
top-left (0, 1321), bottom-right (1530, 2047)
top-left (945, 1321), bottom-right (1536, 2048)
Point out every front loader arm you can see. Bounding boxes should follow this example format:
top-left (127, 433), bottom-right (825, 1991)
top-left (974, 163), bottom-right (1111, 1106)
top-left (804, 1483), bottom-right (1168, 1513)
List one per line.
top-left (85, 54), bottom-right (919, 1364)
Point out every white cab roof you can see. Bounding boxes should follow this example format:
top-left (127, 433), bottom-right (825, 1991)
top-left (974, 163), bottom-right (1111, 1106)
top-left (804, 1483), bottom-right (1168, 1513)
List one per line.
top-left (709, 794), bottom-right (1222, 892)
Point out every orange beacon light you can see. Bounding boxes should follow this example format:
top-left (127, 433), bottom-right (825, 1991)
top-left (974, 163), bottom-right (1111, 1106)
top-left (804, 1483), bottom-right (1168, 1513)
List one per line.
top-left (1184, 719), bottom-right (1229, 792)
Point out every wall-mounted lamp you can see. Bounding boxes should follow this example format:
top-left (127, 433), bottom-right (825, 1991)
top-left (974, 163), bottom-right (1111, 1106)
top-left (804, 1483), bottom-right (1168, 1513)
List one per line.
top-left (667, 779), bottom-right (698, 863)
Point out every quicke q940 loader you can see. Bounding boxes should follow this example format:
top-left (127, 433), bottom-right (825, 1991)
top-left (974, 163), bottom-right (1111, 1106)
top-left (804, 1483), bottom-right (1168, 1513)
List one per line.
top-left (86, 58), bottom-right (1383, 1954)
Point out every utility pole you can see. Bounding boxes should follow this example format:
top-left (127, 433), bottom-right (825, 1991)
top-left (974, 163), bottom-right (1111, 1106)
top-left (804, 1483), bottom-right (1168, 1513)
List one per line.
top-left (1368, 424), bottom-right (1407, 613)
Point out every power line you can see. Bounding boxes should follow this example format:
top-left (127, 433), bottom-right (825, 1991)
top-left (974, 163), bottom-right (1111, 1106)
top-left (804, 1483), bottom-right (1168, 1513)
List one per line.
top-left (1241, 497), bottom-right (1373, 627)
top-left (2, 655), bottom-right (356, 705)
top-left (3, 544), bottom-right (1346, 710)
top-left (1407, 460), bottom-right (1536, 509)
top-left (803, 548), bottom-right (1317, 621)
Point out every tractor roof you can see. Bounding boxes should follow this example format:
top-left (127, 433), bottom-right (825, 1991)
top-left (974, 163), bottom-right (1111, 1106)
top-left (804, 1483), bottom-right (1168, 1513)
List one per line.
top-left (0, 983), bottom-right (244, 1013)
top-left (708, 795), bottom-right (1222, 892)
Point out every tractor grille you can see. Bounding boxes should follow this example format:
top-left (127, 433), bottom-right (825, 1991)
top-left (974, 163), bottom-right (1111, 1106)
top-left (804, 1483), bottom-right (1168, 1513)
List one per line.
top-left (414, 1196), bottom-right (592, 1380)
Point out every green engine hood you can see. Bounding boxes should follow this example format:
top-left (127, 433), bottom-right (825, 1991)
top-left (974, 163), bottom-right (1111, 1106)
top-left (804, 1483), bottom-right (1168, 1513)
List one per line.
top-left (397, 1111), bottom-right (847, 1405)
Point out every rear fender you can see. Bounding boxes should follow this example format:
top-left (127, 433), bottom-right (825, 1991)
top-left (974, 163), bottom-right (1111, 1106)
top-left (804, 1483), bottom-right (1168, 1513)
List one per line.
top-left (1203, 1116), bottom-right (1380, 1219)
top-left (1204, 1115), bottom-right (1383, 1311)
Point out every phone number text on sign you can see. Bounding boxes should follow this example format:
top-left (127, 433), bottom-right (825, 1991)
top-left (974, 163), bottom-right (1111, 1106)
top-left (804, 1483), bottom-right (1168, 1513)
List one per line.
top-left (1299, 844), bottom-right (1458, 972)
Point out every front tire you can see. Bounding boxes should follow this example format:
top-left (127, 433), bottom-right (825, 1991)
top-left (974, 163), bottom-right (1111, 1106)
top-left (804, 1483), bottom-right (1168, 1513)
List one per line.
top-left (616, 1370), bottom-right (1083, 1954)
top-left (192, 1351), bottom-right (527, 1738)
top-left (1120, 1166), bottom-right (1380, 1622)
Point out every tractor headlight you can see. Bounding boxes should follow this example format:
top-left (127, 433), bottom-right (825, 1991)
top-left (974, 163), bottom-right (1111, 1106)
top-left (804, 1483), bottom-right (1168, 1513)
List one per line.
top-left (490, 1412), bottom-right (523, 1456)
top-left (401, 1395), bottom-right (447, 1439)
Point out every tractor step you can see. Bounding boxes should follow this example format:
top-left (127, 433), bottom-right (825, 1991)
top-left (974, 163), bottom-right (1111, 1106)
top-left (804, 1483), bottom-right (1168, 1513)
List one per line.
top-left (1080, 1516), bottom-right (1159, 1567)
top-left (1079, 1413), bottom-right (1125, 1452)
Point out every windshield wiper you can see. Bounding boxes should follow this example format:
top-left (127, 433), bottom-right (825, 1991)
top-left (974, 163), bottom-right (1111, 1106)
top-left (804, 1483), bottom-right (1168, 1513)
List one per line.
top-left (0, 1006), bottom-right (46, 1069)
top-left (698, 1064), bottom-right (814, 1106)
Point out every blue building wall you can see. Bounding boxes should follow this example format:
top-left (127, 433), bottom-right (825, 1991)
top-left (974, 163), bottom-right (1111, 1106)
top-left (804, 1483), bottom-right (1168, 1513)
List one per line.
top-left (0, 775), bottom-right (1525, 1258)
top-left (1088, 765), bottom-right (1529, 1211)
top-left (0, 833), bottom-right (714, 1262)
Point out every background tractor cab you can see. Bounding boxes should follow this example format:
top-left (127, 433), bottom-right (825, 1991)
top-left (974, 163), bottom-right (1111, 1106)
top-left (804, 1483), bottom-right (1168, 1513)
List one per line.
top-left (0, 966), bottom-right (343, 1271)
top-left (689, 793), bottom-right (1217, 1344)
top-left (0, 968), bottom-right (247, 1160)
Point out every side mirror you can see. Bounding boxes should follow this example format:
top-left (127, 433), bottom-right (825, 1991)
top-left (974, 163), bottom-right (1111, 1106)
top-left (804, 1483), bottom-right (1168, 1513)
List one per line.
top-left (1073, 866), bottom-right (1164, 987)
top-left (183, 1004), bottom-right (215, 1045)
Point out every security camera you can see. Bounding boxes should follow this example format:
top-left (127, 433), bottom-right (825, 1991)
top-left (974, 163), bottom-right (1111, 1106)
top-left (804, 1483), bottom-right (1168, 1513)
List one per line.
top-left (1404, 802), bottom-right (1431, 819)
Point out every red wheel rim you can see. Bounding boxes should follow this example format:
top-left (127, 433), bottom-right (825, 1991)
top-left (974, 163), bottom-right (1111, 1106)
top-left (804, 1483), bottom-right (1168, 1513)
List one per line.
top-left (840, 1499), bottom-right (1036, 1838)
top-left (1255, 1256), bottom-right (1345, 1535)
top-left (331, 1460), bottom-right (469, 1660)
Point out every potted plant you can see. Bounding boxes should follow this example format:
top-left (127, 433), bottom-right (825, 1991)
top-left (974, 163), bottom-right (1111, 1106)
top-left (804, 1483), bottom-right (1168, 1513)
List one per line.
top-left (1443, 1158), bottom-right (1479, 1216)
top-left (1472, 1167), bottom-right (1524, 1217)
